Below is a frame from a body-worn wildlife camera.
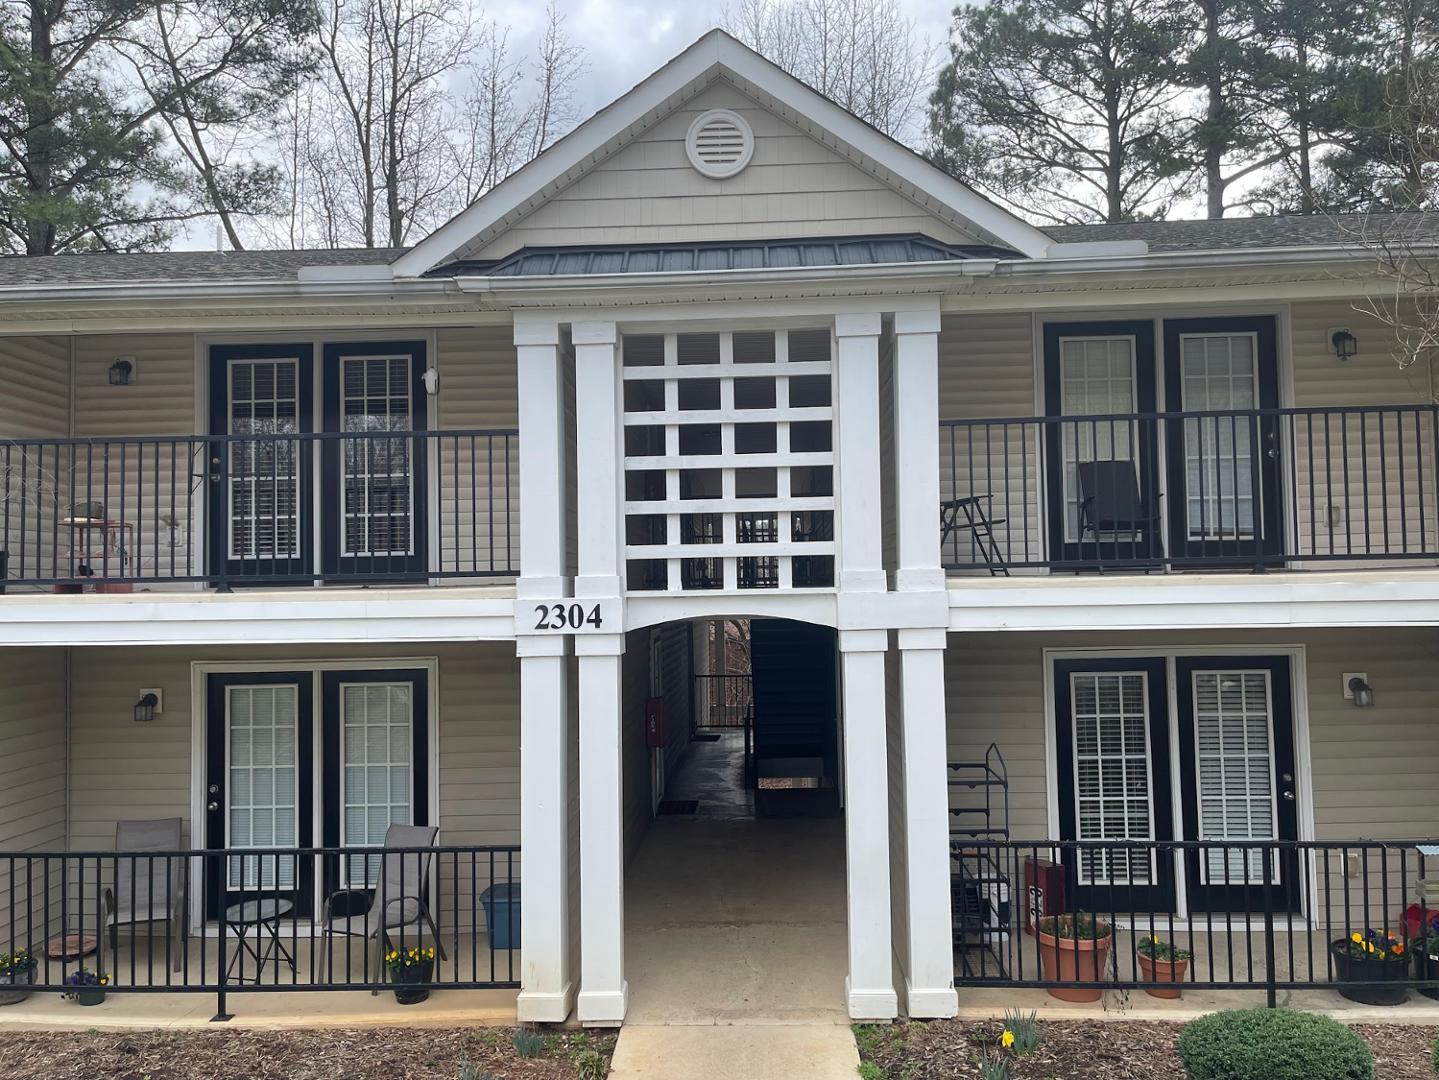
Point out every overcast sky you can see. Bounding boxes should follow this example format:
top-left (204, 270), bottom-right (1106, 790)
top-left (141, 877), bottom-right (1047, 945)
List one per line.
top-left (488, 0), bottom-right (955, 122)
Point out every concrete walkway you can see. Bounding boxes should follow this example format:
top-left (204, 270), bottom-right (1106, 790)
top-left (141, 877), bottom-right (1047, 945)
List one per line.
top-left (610, 739), bottom-right (859, 1079)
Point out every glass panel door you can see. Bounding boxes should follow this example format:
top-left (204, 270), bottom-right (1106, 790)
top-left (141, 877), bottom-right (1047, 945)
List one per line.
top-left (1163, 317), bottom-right (1283, 566)
top-left (320, 668), bottom-right (430, 900)
top-left (1060, 337), bottom-right (1137, 543)
top-left (321, 342), bottom-right (428, 579)
top-left (340, 681), bottom-right (414, 887)
top-left (1053, 657), bottom-right (1175, 911)
top-left (1179, 334), bottom-right (1257, 543)
top-left (204, 672), bottom-right (314, 918)
top-left (1043, 321), bottom-right (1160, 568)
top-left (207, 345), bottom-right (314, 582)
top-left (1176, 656), bottom-right (1300, 913)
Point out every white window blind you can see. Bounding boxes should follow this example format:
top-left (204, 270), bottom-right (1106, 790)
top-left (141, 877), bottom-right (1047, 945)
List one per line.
top-left (227, 685), bottom-right (299, 890)
top-left (341, 682), bottom-right (413, 886)
top-left (227, 359), bottom-right (301, 561)
top-left (1192, 670), bottom-right (1278, 884)
top-left (1071, 671), bottom-right (1154, 885)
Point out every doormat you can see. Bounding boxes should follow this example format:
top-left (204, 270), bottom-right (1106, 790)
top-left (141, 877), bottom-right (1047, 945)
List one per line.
top-left (657, 800), bottom-right (699, 815)
top-left (692, 733), bottom-right (721, 742)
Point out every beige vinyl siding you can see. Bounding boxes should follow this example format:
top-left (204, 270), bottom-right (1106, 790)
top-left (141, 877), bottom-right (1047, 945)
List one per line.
top-left (1, 336), bottom-right (70, 584)
top-left (1288, 302), bottom-right (1437, 561)
top-left (945, 626), bottom-right (1439, 842)
top-left (435, 326), bottom-right (520, 577)
top-left (938, 313), bottom-right (1040, 568)
top-left (0, 648), bottom-right (67, 947)
top-left (465, 81), bottom-right (981, 261)
top-left (65, 643), bottom-right (519, 849)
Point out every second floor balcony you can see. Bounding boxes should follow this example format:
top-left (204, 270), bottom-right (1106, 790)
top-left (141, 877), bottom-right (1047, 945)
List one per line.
top-left (941, 404), bottom-right (1439, 575)
top-left (0, 429), bottom-right (518, 590)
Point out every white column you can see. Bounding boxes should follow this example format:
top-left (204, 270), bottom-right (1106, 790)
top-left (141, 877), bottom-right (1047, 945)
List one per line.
top-left (513, 317), bottom-right (574, 1020)
top-left (515, 318), bottom-right (566, 595)
top-left (840, 628), bottom-right (898, 1020)
top-left (576, 636), bottom-right (628, 1024)
top-left (516, 640), bottom-right (573, 1021)
top-left (893, 306), bottom-right (945, 593)
top-left (834, 312), bottom-right (886, 594)
top-left (570, 319), bottom-right (629, 1025)
top-left (572, 320), bottom-right (623, 599)
top-left (897, 628), bottom-right (959, 1018)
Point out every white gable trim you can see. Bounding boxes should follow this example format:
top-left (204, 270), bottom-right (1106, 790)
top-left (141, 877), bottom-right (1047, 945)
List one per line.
top-left (393, 30), bottom-right (1054, 278)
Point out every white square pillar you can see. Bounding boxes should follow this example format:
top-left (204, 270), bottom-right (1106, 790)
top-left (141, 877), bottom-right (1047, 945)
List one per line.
top-left (893, 306), bottom-right (945, 593)
top-left (515, 317), bottom-right (567, 596)
top-left (834, 312), bottom-right (886, 594)
top-left (576, 636), bottom-right (628, 1025)
top-left (840, 628), bottom-right (899, 1020)
top-left (572, 321), bottom-right (623, 599)
top-left (514, 316), bottom-right (575, 1021)
top-left (516, 639), bottom-right (574, 1021)
top-left (897, 628), bottom-right (959, 1018)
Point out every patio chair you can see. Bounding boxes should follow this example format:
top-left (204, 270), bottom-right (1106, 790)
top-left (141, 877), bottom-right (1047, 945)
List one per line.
top-left (940, 495), bottom-right (1009, 576)
top-left (317, 823), bottom-right (447, 988)
top-left (102, 818), bottom-right (188, 975)
top-left (1076, 460), bottom-right (1163, 563)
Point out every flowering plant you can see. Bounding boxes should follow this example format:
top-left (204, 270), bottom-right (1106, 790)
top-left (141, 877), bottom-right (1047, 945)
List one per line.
top-left (61, 968), bottom-right (108, 997)
top-left (1036, 912), bottom-right (1110, 940)
top-left (1342, 929), bottom-right (1407, 962)
top-left (0, 949), bottom-right (35, 977)
top-left (383, 945), bottom-right (435, 974)
top-left (1137, 936), bottom-right (1191, 962)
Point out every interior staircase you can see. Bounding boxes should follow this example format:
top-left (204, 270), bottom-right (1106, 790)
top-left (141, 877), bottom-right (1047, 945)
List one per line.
top-left (748, 618), bottom-right (840, 817)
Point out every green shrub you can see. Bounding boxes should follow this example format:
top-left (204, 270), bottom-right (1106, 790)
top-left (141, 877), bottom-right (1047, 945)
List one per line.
top-left (1177, 1009), bottom-right (1372, 1080)
top-left (511, 1029), bottom-right (546, 1059)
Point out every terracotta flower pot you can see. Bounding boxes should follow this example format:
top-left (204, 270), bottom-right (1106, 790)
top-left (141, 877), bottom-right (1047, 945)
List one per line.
top-left (1137, 952), bottom-right (1188, 999)
top-left (1037, 927), bottom-right (1112, 1002)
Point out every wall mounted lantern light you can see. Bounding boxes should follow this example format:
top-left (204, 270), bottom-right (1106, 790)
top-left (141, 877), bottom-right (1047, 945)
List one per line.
top-left (1330, 328), bottom-right (1358, 361)
top-left (1346, 676), bottom-right (1375, 707)
top-left (133, 691), bottom-right (160, 723)
top-left (108, 357), bottom-right (135, 385)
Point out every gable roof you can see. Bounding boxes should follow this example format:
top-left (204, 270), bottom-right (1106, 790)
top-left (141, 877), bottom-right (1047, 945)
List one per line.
top-left (391, 29), bottom-right (1055, 277)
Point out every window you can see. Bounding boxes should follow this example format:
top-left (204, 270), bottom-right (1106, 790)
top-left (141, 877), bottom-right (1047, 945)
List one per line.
top-left (1192, 670), bottom-right (1277, 884)
top-left (227, 359), bottom-right (301, 561)
top-left (340, 682), bottom-right (414, 887)
top-left (1179, 334), bottom-right (1258, 540)
top-left (1058, 337), bottom-right (1137, 542)
top-left (1070, 671), bottom-right (1154, 886)
top-left (227, 684), bottom-right (299, 890)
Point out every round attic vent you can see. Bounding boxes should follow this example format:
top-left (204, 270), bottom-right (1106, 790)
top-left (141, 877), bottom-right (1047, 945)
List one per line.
top-left (685, 109), bottom-right (754, 179)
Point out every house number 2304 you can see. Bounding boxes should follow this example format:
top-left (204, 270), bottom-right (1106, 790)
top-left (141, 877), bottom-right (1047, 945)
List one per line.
top-left (533, 602), bottom-right (604, 631)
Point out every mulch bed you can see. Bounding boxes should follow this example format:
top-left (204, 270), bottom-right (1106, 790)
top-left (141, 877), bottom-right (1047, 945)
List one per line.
top-left (855, 1018), bottom-right (1439, 1079)
top-left (0, 1027), bottom-right (615, 1080)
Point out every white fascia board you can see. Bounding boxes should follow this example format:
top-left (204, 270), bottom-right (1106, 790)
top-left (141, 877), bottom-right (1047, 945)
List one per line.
top-left (0, 276), bottom-right (454, 305)
top-left (947, 572), bottom-right (1439, 633)
top-left (0, 591), bottom-right (518, 647)
top-left (395, 30), bottom-right (1053, 277)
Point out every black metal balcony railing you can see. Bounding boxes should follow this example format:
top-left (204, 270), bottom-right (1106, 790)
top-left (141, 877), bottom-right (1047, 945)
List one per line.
top-left (693, 673), bottom-right (754, 729)
top-left (0, 845), bottom-right (519, 1020)
top-left (941, 405), bottom-right (1439, 573)
top-left (1, 431), bottom-right (518, 589)
top-left (953, 838), bottom-right (1439, 1005)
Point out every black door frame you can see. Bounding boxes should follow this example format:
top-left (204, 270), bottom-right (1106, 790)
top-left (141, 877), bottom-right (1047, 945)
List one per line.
top-left (207, 344), bottom-right (316, 584)
top-left (204, 671), bottom-right (316, 920)
top-left (1053, 657), bottom-right (1177, 914)
top-left (320, 340), bottom-right (430, 581)
top-left (1161, 316), bottom-right (1284, 567)
top-left (1042, 321), bottom-right (1162, 568)
top-left (1174, 655), bottom-right (1301, 913)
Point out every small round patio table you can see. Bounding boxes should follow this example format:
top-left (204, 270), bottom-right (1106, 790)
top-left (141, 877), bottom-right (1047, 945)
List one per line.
top-left (223, 898), bottom-right (297, 984)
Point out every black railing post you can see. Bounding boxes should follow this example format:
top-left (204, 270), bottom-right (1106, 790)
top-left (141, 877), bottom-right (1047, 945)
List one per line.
top-left (1262, 845), bottom-right (1277, 1008)
top-left (213, 860), bottom-right (231, 1022)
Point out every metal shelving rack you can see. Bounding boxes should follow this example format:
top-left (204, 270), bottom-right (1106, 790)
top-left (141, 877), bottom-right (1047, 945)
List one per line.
top-left (949, 742), bottom-right (1011, 980)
